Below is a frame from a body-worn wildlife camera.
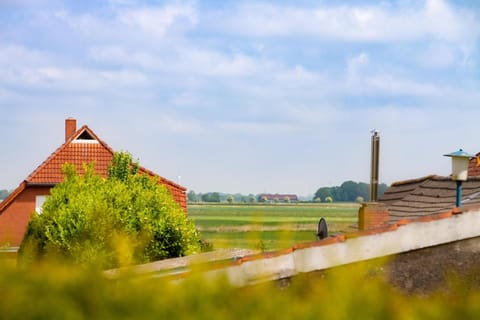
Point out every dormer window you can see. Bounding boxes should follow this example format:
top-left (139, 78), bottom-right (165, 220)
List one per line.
top-left (73, 130), bottom-right (99, 144)
top-left (77, 130), bottom-right (94, 140)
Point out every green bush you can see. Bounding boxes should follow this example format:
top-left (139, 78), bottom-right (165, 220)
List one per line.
top-left (1, 258), bottom-right (480, 319)
top-left (19, 152), bottom-right (199, 268)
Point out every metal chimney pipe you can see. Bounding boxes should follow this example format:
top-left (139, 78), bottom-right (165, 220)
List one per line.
top-left (370, 130), bottom-right (380, 201)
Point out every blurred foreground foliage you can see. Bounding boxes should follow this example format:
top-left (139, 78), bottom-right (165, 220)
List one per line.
top-left (19, 152), bottom-right (199, 268)
top-left (1, 257), bottom-right (480, 319)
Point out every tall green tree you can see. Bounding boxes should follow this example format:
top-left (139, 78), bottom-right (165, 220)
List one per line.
top-left (201, 192), bottom-right (221, 202)
top-left (20, 152), bottom-right (199, 268)
top-left (314, 181), bottom-right (389, 202)
top-left (314, 187), bottom-right (333, 202)
top-left (187, 190), bottom-right (197, 202)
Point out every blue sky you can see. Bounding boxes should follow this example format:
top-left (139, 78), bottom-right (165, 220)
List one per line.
top-left (1, 0), bottom-right (479, 197)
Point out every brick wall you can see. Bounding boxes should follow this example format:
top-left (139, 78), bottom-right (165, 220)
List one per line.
top-left (358, 202), bottom-right (389, 230)
top-left (0, 186), bottom-right (50, 247)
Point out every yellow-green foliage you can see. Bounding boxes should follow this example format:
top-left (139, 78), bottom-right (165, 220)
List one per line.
top-left (1, 259), bottom-right (480, 319)
top-left (19, 152), bottom-right (199, 268)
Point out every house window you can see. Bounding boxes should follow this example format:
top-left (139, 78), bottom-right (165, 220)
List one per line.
top-left (73, 129), bottom-right (99, 144)
top-left (35, 195), bottom-right (48, 214)
top-left (77, 130), bottom-right (95, 140)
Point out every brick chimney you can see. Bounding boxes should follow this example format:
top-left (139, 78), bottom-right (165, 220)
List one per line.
top-left (65, 118), bottom-right (77, 141)
top-left (358, 202), bottom-right (389, 230)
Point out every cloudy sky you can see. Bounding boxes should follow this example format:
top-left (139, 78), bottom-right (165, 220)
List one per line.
top-left (1, 0), bottom-right (479, 197)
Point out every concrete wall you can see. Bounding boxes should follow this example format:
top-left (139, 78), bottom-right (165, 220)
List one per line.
top-left (130, 206), bottom-right (480, 287)
top-left (387, 236), bottom-right (480, 293)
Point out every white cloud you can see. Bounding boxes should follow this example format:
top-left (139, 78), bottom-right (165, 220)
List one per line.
top-left (90, 44), bottom-right (272, 79)
top-left (423, 0), bottom-right (472, 42)
top-left (52, 3), bottom-right (197, 42)
top-left (99, 69), bottom-right (149, 86)
top-left (365, 74), bottom-right (440, 96)
top-left (210, 54), bottom-right (258, 76)
top-left (154, 114), bottom-right (205, 134)
top-left (219, 121), bottom-right (296, 135)
top-left (0, 45), bottom-right (48, 66)
top-left (117, 3), bottom-right (197, 38)
top-left (346, 52), bottom-right (369, 80)
top-left (1, 0), bottom-right (479, 195)
top-left (417, 43), bottom-right (456, 69)
top-left (212, 0), bottom-right (478, 45)
top-left (343, 52), bottom-right (443, 97)
top-left (53, 10), bottom-right (112, 39)
top-left (0, 45), bottom-right (149, 92)
top-left (273, 65), bottom-right (322, 87)
top-left (88, 45), bottom-right (165, 70)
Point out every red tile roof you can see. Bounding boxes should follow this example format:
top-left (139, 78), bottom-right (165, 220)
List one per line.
top-left (27, 126), bottom-right (113, 184)
top-left (1, 123), bottom-right (187, 212)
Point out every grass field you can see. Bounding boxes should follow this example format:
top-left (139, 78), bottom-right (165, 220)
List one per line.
top-left (188, 203), bottom-right (359, 251)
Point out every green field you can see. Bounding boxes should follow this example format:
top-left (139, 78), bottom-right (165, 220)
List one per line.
top-left (188, 203), bottom-right (359, 251)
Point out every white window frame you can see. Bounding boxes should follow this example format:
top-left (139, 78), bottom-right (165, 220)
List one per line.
top-left (35, 195), bottom-right (48, 214)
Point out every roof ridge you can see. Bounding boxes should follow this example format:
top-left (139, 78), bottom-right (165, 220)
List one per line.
top-left (26, 125), bottom-right (114, 182)
top-left (138, 166), bottom-right (186, 191)
top-left (390, 174), bottom-right (438, 186)
top-left (1, 121), bottom-right (187, 216)
top-left (0, 181), bottom-right (27, 212)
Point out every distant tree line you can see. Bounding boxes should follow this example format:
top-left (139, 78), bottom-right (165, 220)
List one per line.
top-left (187, 191), bottom-right (256, 203)
top-left (187, 180), bottom-right (390, 204)
top-left (313, 181), bottom-right (388, 203)
top-left (0, 189), bottom-right (10, 201)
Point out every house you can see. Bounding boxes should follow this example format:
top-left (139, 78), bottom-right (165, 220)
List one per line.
top-left (257, 193), bottom-right (298, 203)
top-left (0, 118), bottom-right (186, 250)
top-left (375, 155), bottom-right (480, 224)
top-left (378, 175), bottom-right (480, 223)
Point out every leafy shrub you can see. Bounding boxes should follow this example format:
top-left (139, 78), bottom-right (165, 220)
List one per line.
top-left (2, 258), bottom-right (480, 319)
top-left (19, 152), bottom-right (199, 268)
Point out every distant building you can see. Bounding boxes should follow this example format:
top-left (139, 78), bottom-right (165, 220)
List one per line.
top-left (257, 193), bottom-right (298, 203)
top-left (0, 118), bottom-right (186, 250)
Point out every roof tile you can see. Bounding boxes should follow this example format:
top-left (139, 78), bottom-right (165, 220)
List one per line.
top-left (380, 175), bottom-right (480, 223)
top-left (3, 124), bottom-right (187, 211)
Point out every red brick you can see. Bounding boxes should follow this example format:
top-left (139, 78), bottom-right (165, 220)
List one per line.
top-left (358, 202), bottom-right (389, 230)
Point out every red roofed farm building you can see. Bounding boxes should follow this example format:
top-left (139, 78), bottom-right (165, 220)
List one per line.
top-left (0, 118), bottom-right (186, 250)
top-left (257, 193), bottom-right (299, 203)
